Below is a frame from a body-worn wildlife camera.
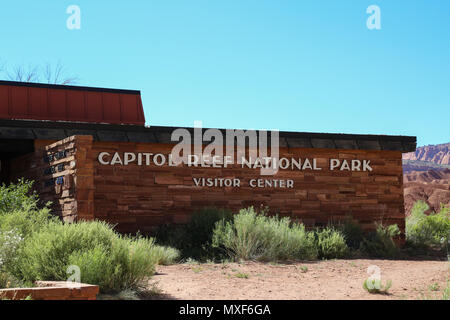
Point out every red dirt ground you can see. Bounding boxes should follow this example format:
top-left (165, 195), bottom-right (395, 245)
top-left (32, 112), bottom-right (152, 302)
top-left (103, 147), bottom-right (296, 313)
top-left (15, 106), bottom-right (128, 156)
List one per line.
top-left (149, 259), bottom-right (449, 300)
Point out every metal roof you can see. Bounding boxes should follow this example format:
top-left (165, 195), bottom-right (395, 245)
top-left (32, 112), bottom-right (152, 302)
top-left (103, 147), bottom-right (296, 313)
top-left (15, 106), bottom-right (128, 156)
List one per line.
top-left (0, 80), bottom-right (145, 126)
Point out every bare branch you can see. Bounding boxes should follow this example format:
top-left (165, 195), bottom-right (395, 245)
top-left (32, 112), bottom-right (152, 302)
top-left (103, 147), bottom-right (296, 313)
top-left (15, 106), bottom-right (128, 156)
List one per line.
top-left (42, 61), bottom-right (78, 85)
top-left (1, 62), bottom-right (78, 85)
top-left (5, 65), bottom-right (39, 83)
top-left (60, 77), bottom-right (79, 85)
top-left (54, 61), bottom-right (63, 84)
top-left (44, 63), bottom-right (52, 84)
top-left (25, 66), bottom-right (39, 82)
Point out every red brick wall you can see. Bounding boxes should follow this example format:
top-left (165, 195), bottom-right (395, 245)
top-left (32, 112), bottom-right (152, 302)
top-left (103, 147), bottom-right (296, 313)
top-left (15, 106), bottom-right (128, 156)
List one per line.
top-left (72, 135), bottom-right (95, 222)
top-left (0, 281), bottom-right (99, 300)
top-left (9, 138), bottom-right (76, 221)
top-left (87, 139), bottom-right (405, 234)
top-left (8, 135), bottom-right (406, 236)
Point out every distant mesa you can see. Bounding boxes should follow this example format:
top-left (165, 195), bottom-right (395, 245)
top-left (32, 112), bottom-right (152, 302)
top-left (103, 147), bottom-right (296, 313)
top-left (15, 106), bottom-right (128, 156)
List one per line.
top-left (404, 168), bottom-right (450, 184)
top-left (403, 142), bottom-right (450, 215)
top-left (403, 142), bottom-right (450, 173)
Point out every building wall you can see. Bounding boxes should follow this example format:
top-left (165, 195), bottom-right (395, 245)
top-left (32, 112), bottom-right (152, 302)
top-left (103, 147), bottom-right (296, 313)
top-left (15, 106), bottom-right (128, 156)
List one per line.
top-left (7, 135), bottom-right (406, 237)
top-left (85, 138), bottom-right (405, 235)
top-left (9, 137), bottom-right (76, 220)
top-left (9, 136), bottom-right (92, 223)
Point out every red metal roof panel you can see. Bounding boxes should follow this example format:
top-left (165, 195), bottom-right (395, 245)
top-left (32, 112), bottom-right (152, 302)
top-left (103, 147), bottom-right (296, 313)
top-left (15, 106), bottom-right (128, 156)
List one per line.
top-left (0, 80), bottom-right (146, 126)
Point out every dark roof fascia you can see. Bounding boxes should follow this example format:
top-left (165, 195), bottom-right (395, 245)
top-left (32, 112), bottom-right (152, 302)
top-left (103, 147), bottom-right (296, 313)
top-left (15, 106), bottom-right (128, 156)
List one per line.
top-left (0, 80), bottom-right (141, 95)
top-left (0, 119), bottom-right (417, 152)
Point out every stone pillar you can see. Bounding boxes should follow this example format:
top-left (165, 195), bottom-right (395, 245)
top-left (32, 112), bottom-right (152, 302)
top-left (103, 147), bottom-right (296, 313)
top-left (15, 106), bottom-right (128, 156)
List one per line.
top-left (73, 135), bottom-right (95, 221)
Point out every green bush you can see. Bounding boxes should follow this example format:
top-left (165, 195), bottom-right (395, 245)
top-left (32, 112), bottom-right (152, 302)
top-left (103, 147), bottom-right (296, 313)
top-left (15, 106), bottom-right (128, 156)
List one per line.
top-left (315, 227), bottom-right (348, 259)
top-left (336, 218), bottom-right (365, 250)
top-left (0, 229), bottom-right (24, 289)
top-left (363, 278), bottom-right (392, 294)
top-left (360, 223), bottom-right (400, 258)
top-left (406, 201), bottom-right (449, 250)
top-left (0, 229), bottom-right (22, 270)
top-left (0, 179), bottom-right (54, 238)
top-left (0, 180), bottom-right (179, 293)
top-left (69, 236), bottom-right (159, 293)
top-left (0, 180), bottom-right (54, 289)
top-left (0, 272), bottom-right (23, 289)
top-left (0, 208), bottom-right (54, 238)
top-left (0, 179), bottom-right (40, 213)
top-left (212, 207), bottom-right (317, 262)
top-left (444, 281), bottom-right (450, 300)
top-left (11, 220), bottom-right (162, 293)
top-left (156, 208), bottom-right (233, 261)
top-left (149, 244), bottom-right (180, 265)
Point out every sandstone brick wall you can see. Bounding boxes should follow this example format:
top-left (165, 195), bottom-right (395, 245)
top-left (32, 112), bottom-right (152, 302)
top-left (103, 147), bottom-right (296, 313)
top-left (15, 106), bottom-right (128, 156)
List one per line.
top-left (8, 136), bottom-right (93, 223)
top-left (87, 139), bottom-right (405, 235)
top-left (8, 135), bottom-right (406, 236)
top-left (72, 135), bottom-right (95, 222)
top-left (0, 281), bottom-right (99, 300)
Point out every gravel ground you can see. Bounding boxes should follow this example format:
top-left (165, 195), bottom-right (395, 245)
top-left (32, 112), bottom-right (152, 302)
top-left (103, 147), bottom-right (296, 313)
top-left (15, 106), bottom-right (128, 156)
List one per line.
top-left (149, 259), bottom-right (449, 300)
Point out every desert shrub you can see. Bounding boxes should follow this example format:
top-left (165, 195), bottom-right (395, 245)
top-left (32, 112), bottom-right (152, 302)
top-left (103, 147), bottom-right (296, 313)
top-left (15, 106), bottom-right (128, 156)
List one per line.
top-left (0, 179), bottom-right (39, 213)
top-left (406, 201), bottom-right (449, 250)
top-left (363, 278), bottom-right (392, 294)
top-left (154, 224), bottom-right (187, 249)
top-left (315, 227), bottom-right (348, 259)
top-left (0, 272), bottom-right (24, 289)
top-left (336, 218), bottom-right (365, 250)
top-left (149, 244), bottom-right (180, 265)
top-left (212, 207), bottom-right (317, 261)
top-left (0, 180), bottom-right (177, 292)
top-left (0, 229), bottom-right (22, 269)
top-left (0, 229), bottom-right (24, 289)
top-left (11, 220), bottom-right (162, 293)
top-left (0, 181), bottom-right (55, 289)
top-left (0, 207), bottom-right (54, 238)
top-left (69, 236), bottom-right (158, 293)
top-left (420, 280), bottom-right (450, 300)
top-left (360, 223), bottom-right (400, 258)
top-left (444, 281), bottom-right (450, 300)
top-left (0, 180), bottom-right (54, 238)
top-left (156, 208), bottom-right (233, 261)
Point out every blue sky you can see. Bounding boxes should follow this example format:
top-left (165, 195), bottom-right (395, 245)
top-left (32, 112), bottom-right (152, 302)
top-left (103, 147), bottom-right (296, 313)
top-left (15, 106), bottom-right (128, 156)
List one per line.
top-left (0, 1), bottom-right (449, 146)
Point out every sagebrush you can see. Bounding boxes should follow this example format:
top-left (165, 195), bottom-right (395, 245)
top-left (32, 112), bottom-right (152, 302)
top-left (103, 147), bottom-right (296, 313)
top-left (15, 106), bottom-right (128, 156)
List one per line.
top-left (406, 201), bottom-right (449, 252)
top-left (0, 180), bottom-right (179, 293)
top-left (212, 207), bottom-right (317, 261)
top-left (11, 220), bottom-right (173, 293)
top-left (363, 278), bottom-right (392, 294)
top-left (156, 208), bottom-right (233, 261)
top-left (315, 227), bottom-right (348, 259)
top-left (360, 223), bottom-right (400, 258)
